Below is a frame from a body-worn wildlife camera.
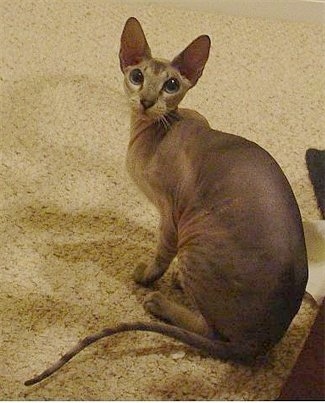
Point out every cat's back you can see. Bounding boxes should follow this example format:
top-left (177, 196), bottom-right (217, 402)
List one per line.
top-left (169, 115), bottom-right (305, 257)
top-left (171, 116), bottom-right (307, 337)
top-left (170, 115), bottom-right (295, 207)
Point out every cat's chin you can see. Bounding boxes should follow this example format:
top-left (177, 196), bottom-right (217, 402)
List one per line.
top-left (133, 105), bottom-right (166, 121)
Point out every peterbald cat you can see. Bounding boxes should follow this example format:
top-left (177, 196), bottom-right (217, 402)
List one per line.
top-left (25, 17), bottom-right (308, 386)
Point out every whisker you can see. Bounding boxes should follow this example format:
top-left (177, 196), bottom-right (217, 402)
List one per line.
top-left (159, 116), bottom-right (167, 131)
top-left (161, 115), bottom-right (171, 131)
top-left (162, 116), bottom-right (168, 130)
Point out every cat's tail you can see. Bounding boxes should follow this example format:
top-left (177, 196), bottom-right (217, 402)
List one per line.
top-left (24, 321), bottom-right (254, 386)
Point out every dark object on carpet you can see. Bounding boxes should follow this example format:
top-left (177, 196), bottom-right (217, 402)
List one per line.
top-left (306, 149), bottom-right (325, 219)
top-left (278, 148), bottom-right (325, 400)
top-left (278, 299), bottom-right (325, 400)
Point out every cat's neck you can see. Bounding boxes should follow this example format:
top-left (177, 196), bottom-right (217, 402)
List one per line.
top-left (129, 109), bottom-right (181, 146)
top-left (129, 107), bottom-right (210, 148)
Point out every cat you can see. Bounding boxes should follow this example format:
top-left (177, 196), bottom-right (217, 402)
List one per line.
top-left (24, 17), bottom-right (308, 386)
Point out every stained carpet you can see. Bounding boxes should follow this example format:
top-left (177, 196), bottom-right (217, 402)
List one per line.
top-left (1, 0), bottom-right (324, 400)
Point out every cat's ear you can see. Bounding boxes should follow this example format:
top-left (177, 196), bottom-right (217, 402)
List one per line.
top-left (171, 35), bottom-right (210, 86)
top-left (119, 17), bottom-right (152, 71)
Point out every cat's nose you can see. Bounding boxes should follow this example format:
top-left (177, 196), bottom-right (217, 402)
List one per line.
top-left (140, 99), bottom-right (155, 110)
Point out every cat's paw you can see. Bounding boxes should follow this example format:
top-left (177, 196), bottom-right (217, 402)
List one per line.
top-left (144, 291), bottom-right (169, 320)
top-left (133, 262), bottom-right (149, 285)
top-left (133, 260), bottom-right (166, 286)
top-left (171, 264), bottom-right (184, 290)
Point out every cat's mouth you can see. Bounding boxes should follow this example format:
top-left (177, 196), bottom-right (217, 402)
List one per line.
top-left (136, 102), bottom-right (165, 120)
top-left (135, 103), bottom-right (179, 130)
top-left (130, 98), bottom-right (173, 123)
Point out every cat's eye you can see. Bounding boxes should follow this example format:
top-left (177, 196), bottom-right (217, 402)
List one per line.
top-left (129, 68), bottom-right (144, 85)
top-left (163, 78), bottom-right (180, 94)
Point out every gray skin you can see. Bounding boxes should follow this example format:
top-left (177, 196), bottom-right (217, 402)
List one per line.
top-left (24, 17), bottom-right (308, 387)
top-left (127, 107), bottom-right (308, 355)
top-left (122, 17), bottom-right (308, 356)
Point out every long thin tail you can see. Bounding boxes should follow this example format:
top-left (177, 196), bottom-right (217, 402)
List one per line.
top-left (24, 321), bottom-right (240, 386)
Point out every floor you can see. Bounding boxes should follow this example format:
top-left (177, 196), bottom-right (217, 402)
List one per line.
top-left (0, 0), bottom-right (324, 399)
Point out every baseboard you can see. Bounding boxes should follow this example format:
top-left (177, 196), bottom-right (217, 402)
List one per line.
top-left (128, 0), bottom-right (325, 24)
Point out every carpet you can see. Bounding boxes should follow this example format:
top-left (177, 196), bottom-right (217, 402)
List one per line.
top-left (306, 149), bottom-right (325, 219)
top-left (1, 0), bottom-right (324, 400)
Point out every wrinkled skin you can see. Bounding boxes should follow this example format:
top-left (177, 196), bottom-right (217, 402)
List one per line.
top-left (23, 18), bottom-right (309, 387)
top-left (127, 106), bottom-right (308, 354)
top-left (123, 17), bottom-right (308, 357)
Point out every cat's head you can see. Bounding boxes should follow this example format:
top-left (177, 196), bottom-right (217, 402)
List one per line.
top-left (119, 17), bottom-right (210, 119)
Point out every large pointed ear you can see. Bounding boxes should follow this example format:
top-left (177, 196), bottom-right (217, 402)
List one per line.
top-left (119, 17), bottom-right (152, 72)
top-left (171, 35), bottom-right (210, 86)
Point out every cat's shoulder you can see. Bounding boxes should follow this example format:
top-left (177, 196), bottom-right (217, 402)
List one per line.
top-left (177, 108), bottom-right (210, 127)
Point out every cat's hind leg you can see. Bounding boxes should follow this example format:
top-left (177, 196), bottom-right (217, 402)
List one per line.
top-left (144, 291), bottom-right (214, 338)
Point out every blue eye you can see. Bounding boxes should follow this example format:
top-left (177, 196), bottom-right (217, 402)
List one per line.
top-left (163, 78), bottom-right (180, 93)
top-left (129, 69), bottom-right (144, 85)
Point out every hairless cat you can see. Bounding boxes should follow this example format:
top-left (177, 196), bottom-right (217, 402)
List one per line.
top-left (25, 17), bottom-right (308, 386)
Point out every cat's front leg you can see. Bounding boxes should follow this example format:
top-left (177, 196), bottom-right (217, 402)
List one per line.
top-left (134, 215), bottom-right (178, 286)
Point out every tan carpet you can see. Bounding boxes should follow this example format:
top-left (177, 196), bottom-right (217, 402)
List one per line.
top-left (1, 0), bottom-right (324, 400)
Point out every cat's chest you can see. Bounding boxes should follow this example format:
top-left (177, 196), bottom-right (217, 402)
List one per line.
top-left (126, 137), bottom-right (168, 206)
